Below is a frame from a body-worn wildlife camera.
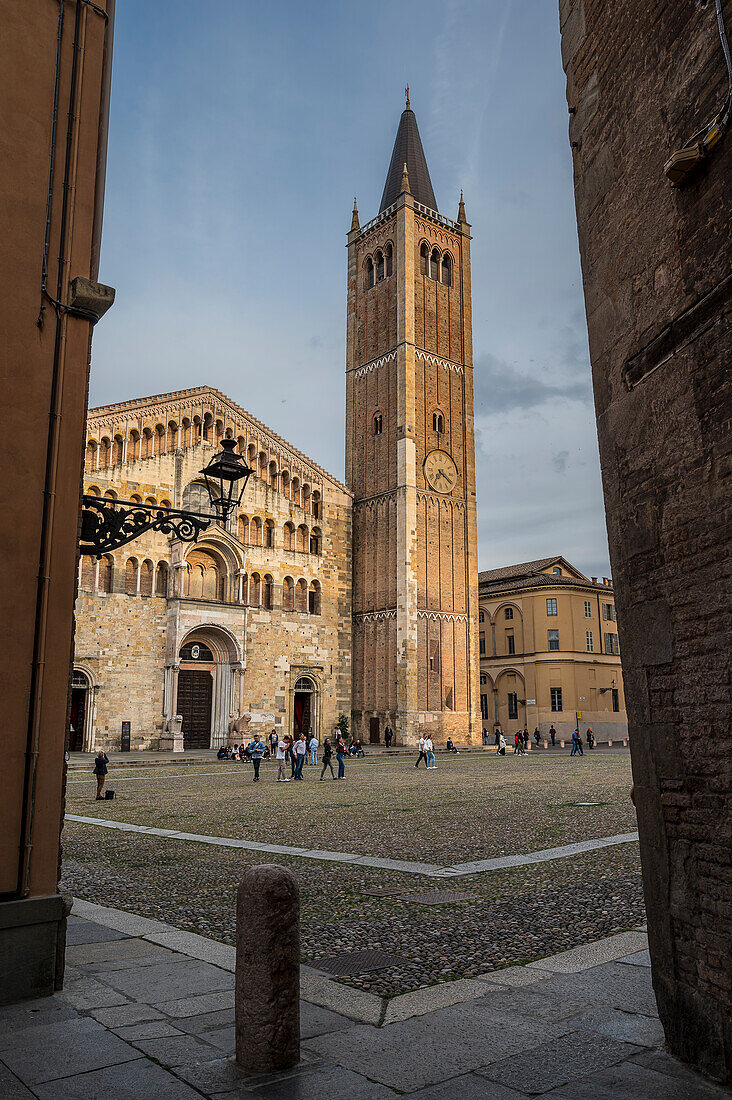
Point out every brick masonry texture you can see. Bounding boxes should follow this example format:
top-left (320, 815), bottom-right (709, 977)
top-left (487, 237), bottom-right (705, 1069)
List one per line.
top-left (560, 0), bottom-right (731, 1081)
top-left (346, 186), bottom-right (480, 747)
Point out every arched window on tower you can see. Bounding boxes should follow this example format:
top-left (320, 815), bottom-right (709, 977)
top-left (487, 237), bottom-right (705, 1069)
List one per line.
top-left (85, 440), bottom-right (97, 470)
top-left (309, 527), bottom-right (322, 555)
top-left (386, 243), bottom-right (393, 277)
top-left (282, 576), bottom-right (294, 611)
top-left (311, 490), bottom-right (321, 519)
top-left (80, 555), bottom-right (95, 591)
top-left (250, 572), bottom-right (261, 607)
top-left (295, 578), bottom-right (308, 612)
top-left (142, 428), bottom-right (153, 458)
top-left (155, 561), bottom-right (169, 596)
top-left (238, 514), bottom-right (249, 544)
top-left (375, 250), bottom-right (384, 282)
top-left (99, 437), bottom-right (111, 467)
top-left (99, 554), bottom-right (113, 594)
top-left (430, 248), bottom-right (440, 280)
top-left (373, 413), bottom-right (383, 436)
top-left (140, 559), bottom-right (153, 597)
top-left (125, 557), bottom-right (139, 596)
top-left (441, 253), bottom-right (452, 286)
top-left (283, 521), bottom-right (295, 551)
top-left (264, 519), bottom-right (275, 548)
top-left (262, 574), bottom-right (274, 610)
top-left (250, 516), bottom-right (262, 545)
top-left (112, 435), bottom-right (123, 465)
top-left (366, 257), bottom-right (374, 289)
top-left (433, 411), bottom-right (444, 434)
top-left (128, 430), bottom-right (140, 461)
top-left (308, 580), bottom-right (321, 615)
top-left (296, 524), bottom-right (308, 553)
top-left (420, 242), bottom-right (429, 275)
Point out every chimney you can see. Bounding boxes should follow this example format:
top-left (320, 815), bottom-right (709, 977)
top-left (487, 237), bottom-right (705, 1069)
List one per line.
top-left (591, 576), bottom-right (598, 584)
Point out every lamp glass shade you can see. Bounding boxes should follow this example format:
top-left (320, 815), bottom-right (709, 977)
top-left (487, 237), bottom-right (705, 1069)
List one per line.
top-left (200, 439), bottom-right (253, 522)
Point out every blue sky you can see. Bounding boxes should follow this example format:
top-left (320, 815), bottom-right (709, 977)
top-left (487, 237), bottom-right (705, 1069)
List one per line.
top-left (92, 0), bottom-right (611, 578)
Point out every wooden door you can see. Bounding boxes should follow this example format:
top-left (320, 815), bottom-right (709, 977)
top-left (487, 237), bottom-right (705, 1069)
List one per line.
top-left (178, 669), bottom-right (212, 749)
top-left (369, 716), bottom-right (380, 744)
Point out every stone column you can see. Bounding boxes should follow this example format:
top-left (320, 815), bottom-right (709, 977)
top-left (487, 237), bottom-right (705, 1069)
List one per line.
top-left (236, 865), bottom-right (299, 1073)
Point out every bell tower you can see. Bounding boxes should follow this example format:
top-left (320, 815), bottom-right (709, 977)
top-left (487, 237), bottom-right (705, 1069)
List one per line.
top-left (346, 94), bottom-right (480, 746)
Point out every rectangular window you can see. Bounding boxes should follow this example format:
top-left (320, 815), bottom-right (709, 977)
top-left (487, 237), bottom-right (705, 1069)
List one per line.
top-left (548, 629), bottom-right (559, 651)
top-left (602, 602), bottom-right (617, 621)
top-left (612, 688), bottom-right (619, 712)
top-left (584, 600), bottom-right (592, 618)
top-left (480, 694), bottom-right (488, 719)
top-left (504, 607), bottom-right (513, 620)
top-left (507, 692), bottom-right (518, 720)
top-left (480, 674), bottom-right (487, 685)
top-left (550, 687), bottom-right (563, 712)
top-left (479, 635), bottom-right (486, 655)
top-left (586, 630), bottom-right (594, 653)
top-left (546, 598), bottom-right (557, 616)
top-left (605, 632), bottom-right (620, 655)
top-left (507, 634), bottom-right (515, 655)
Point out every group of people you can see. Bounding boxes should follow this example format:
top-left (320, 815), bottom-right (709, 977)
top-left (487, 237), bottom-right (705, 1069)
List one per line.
top-left (218, 729), bottom-right (355, 782)
top-left (490, 723), bottom-right (596, 757)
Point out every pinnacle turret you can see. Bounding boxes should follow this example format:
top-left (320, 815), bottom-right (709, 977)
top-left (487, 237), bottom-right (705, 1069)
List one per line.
top-left (379, 95), bottom-right (437, 213)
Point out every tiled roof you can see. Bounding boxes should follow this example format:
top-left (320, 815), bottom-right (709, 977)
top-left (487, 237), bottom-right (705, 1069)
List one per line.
top-left (479, 573), bottom-right (613, 595)
top-left (379, 106), bottom-right (437, 213)
top-left (478, 557), bottom-right (559, 582)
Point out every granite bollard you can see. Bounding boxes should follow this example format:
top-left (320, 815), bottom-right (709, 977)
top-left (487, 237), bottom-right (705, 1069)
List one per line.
top-left (235, 864), bottom-right (300, 1072)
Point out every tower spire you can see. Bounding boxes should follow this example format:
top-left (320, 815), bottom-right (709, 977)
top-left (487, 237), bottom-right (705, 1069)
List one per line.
top-left (350, 197), bottom-right (360, 232)
top-left (378, 95), bottom-right (437, 213)
top-left (457, 189), bottom-right (467, 223)
top-left (400, 162), bottom-right (410, 194)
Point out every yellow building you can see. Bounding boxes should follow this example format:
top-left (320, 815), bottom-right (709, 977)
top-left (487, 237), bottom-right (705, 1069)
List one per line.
top-left (478, 557), bottom-right (627, 744)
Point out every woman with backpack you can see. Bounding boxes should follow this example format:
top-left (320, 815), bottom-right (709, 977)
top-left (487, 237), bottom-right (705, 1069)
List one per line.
top-left (320, 737), bottom-right (336, 780)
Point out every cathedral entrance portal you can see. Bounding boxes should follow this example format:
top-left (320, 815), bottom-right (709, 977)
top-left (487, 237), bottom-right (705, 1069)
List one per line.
top-left (177, 668), bottom-right (213, 749)
top-left (174, 630), bottom-right (240, 750)
top-left (69, 671), bottom-right (88, 752)
top-left (293, 676), bottom-right (316, 739)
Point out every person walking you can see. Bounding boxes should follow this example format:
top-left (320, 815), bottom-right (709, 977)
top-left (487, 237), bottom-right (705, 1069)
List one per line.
top-left (497, 732), bottom-right (506, 756)
top-left (335, 734), bottom-right (347, 778)
top-left (570, 728), bottom-right (584, 756)
top-left (494, 728), bottom-right (500, 747)
top-left (269, 729), bottom-right (278, 758)
top-left (249, 734), bottom-right (266, 781)
top-left (549, 724), bottom-right (556, 747)
top-left (276, 735), bottom-right (291, 782)
top-left (320, 737), bottom-right (336, 779)
top-left (424, 736), bottom-right (436, 768)
top-left (309, 733), bottom-right (318, 766)
top-left (586, 726), bottom-right (595, 749)
top-left (534, 727), bottom-right (541, 747)
top-left (384, 723), bottom-right (393, 748)
top-left (294, 733), bottom-right (307, 779)
top-left (93, 750), bottom-right (109, 799)
top-left (415, 735), bottom-right (428, 768)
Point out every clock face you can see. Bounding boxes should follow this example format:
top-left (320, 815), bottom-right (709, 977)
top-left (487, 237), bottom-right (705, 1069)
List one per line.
top-left (423, 449), bottom-right (458, 494)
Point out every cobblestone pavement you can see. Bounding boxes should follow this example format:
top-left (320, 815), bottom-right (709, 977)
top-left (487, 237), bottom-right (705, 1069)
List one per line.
top-left (62, 750), bottom-right (644, 998)
top-left (65, 752), bottom-right (638, 862)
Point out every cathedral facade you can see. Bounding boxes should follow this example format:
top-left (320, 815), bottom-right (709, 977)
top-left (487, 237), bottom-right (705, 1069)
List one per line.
top-left (73, 101), bottom-right (480, 750)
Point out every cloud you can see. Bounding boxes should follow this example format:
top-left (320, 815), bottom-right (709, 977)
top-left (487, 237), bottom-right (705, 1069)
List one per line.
top-left (552, 449), bottom-right (569, 474)
top-left (472, 352), bottom-right (592, 415)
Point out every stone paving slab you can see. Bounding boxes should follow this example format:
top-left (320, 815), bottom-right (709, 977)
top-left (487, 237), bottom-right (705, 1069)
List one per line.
top-left (617, 948), bottom-right (652, 967)
top-left (67, 937), bottom-right (171, 965)
top-left (60, 976), bottom-right (131, 1011)
top-left (227, 1064), bottom-right (398, 1098)
top-left (475, 966), bottom-right (554, 988)
top-left (0, 1016), bottom-right (139, 1085)
top-left (31, 1057), bottom-right (205, 1099)
top-left (94, 958), bottom-right (233, 1002)
top-left (0, 997), bottom-right (78, 1038)
top-left (525, 929), bottom-right (648, 973)
top-left (66, 918), bottom-right (129, 945)
top-left (381, 977), bottom-right (500, 1024)
top-left (303, 999), bottom-right (570, 1092)
top-left (114, 1020), bottom-right (184, 1040)
top-left (132, 1032), bottom-right (222, 1066)
top-left (406, 1075), bottom-right (530, 1099)
top-left (154, 989), bottom-right (236, 1018)
top-left (551, 1055), bottom-right (727, 1099)
top-left (0, 1060), bottom-right (36, 1099)
top-left (564, 1007), bottom-right (665, 1049)
top-left (476, 1029), bottom-right (642, 1094)
top-left (90, 1002), bottom-right (166, 1027)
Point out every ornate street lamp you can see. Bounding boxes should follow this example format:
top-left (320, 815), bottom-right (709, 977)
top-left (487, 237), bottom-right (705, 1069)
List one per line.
top-left (80, 438), bottom-right (253, 557)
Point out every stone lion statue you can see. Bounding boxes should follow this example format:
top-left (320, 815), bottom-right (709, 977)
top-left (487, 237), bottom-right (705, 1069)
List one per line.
top-left (227, 713), bottom-right (252, 742)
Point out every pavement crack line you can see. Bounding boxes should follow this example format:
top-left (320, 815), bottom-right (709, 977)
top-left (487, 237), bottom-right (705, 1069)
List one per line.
top-left (64, 814), bottom-right (639, 879)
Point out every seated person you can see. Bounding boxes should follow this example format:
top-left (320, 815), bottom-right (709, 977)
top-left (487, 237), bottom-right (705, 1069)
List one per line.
top-left (216, 745), bottom-right (229, 760)
top-left (445, 737), bottom-right (459, 754)
top-left (354, 738), bottom-right (365, 757)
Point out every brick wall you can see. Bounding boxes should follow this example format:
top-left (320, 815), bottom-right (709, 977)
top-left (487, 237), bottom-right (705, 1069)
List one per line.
top-left (560, 0), bottom-right (732, 1080)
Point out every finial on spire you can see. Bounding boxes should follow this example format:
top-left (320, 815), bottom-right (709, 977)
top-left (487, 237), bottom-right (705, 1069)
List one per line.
top-left (401, 162), bottom-right (410, 194)
top-left (405, 85), bottom-right (410, 109)
top-left (457, 189), bottom-right (467, 223)
top-left (350, 197), bottom-right (360, 232)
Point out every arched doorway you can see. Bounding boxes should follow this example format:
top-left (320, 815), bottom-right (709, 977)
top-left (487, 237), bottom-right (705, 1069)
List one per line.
top-left (69, 669), bottom-right (89, 752)
top-left (174, 626), bottom-right (241, 750)
top-left (177, 640), bottom-right (214, 749)
top-left (293, 676), bottom-right (317, 739)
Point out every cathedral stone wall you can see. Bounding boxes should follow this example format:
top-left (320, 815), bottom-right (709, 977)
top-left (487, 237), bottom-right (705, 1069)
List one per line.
top-left (75, 387), bottom-right (351, 750)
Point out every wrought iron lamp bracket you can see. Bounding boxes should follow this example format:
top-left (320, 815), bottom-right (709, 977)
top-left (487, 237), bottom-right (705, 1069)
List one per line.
top-left (80, 495), bottom-right (215, 558)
